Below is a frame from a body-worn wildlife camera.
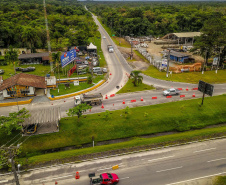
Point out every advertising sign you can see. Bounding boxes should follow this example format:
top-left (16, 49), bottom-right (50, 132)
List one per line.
top-left (162, 59), bottom-right (167, 67)
top-left (61, 49), bottom-right (76, 68)
top-left (212, 57), bottom-right (218, 66)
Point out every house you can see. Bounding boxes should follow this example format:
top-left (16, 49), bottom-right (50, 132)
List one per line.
top-left (169, 50), bottom-right (190, 63)
top-left (0, 73), bottom-right (47, 99)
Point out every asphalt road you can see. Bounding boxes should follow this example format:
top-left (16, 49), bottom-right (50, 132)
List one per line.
top-left (1, 138), bottom-right (225, 185)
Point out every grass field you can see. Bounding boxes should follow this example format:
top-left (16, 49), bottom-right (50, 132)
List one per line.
top-left (19, 126), bottom-right (226, 166)
top-left (2, 95), bottom-right (225, 158)
top-left (143, 65), bottom-right (226, 84)
top-left (117, 79), bottom-right (155, 94)
top-left (50, 75), bottom-right (104, 96)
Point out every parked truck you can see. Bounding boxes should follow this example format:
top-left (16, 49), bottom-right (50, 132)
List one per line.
top-left (74, 93), bottom-right (103, 106)
top-left (107, 45), bottom-right (114, 53)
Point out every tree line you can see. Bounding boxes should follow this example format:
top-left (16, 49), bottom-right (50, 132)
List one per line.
top-left (87, 2), bottom-right (226, 37)
top-left (0, 0), bottom-right (98, 52)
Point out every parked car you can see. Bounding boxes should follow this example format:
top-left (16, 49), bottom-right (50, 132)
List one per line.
top-left (102, 68), bottom-right (107, 73)
top-left (0, 69), bottom-right (4, 74)
top-left (21, 67), bottom-right (36, 72)
top-left (163, 88), bottom-right (180, 96)
top-left (16, 67), bottom-right (23, 71)
top-left (103, 36), bottom-right (106, 39)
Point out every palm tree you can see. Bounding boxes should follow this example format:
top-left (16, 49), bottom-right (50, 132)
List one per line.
top-left (52, 51), bottom-right (62, 81)
top-left (130, 70), bottom-right (143, 87)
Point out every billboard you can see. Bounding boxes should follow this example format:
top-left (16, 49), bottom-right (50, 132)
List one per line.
top-left (61, 49), bottom-right (76, 68)
top-left (198, 80), bottom-right (214, 96)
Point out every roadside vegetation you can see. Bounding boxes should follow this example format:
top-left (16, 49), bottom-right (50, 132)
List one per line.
top-left (20, 126), bottom-right (226, 167)
top-left (143, 65), bottom-right (226, 84)
top-left (50, 75), bottom-right (104, 96)
top-left (117, 79), bottom-right (155, 94)
top-left (213, 176), bottom-right (226, 185)
top-left (1, 95), bottom-right (225, 162)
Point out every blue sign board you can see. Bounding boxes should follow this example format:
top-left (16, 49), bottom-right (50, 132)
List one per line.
top-left (61, 49), bottom-right (76, 68)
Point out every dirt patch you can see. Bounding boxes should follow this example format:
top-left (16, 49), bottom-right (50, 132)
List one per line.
top-left (117, 46), bottom-right (150, 71)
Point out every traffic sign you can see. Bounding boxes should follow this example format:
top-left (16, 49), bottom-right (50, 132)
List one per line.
top-left (198, 80), bottom-right (214, 96)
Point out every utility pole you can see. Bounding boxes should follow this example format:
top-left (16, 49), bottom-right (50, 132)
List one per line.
top-left (1, 146), bottom-right (20, 185)
top-left (43, 0), bottom-right (53, 74)
top-left (166, 50), bottom-right (170, 78)
top-left (202, 50), bottom-right (207, 74)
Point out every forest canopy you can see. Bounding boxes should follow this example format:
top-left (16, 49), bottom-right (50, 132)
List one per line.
top-left (0, 0), bottom-right (98, 51)
top-left (87, 1), bottom-right (226, 37)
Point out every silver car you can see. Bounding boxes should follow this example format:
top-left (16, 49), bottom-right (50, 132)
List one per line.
top-left (163, 88), bottom-right (180, 96)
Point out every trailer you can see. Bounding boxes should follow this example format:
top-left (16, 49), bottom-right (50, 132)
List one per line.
top-left (74, 93), bottom-right (103, 106)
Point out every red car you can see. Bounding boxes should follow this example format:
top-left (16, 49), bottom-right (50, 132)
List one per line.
top-left (91, 173), bottom-right (119, 185)
top-left (100, 173), bottom-right (119, 185)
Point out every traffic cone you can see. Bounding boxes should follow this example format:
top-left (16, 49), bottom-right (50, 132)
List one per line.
top-left (192, 93), bottom-right (196, 97)
top-left (113, 104), bottom-right (114, 106)
top-left (186, 87), bottom-right (189, 91)
top-left (101, 104), bottom-right (104, 108)
top-left (110, 72), bottom-right (112, 75)
top-left (141, 97), bottom-right (143, 101)
top-left (75, 171), bottom-right (80, 179)
top-left (122, 100), bottom-right (125, 104)
top-left (55, 181), bottom-right (58, 184)
top-left (105, 95), bottom-right (108, 99)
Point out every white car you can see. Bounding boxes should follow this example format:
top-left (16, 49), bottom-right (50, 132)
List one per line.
top-left (103, 36), bottom-right (106, 39)
top-left (163, 88), bottom-right (180, 96)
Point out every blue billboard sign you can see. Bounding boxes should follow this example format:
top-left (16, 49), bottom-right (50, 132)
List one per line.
top-left (61, 49), bottom-right (76, 68)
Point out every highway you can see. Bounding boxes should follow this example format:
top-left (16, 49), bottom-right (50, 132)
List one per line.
top-left (1, 138), bottom-right (225, 185)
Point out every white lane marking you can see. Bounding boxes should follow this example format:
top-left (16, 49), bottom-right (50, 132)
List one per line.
top-left (0, 180), bottom-right (8, 183)
top-left (193, 148), bottom-right (216, 153)
top-left (148, 155), bottom-right (175, 162)
top-left (41, 174), bottom-right (73, 182)
top-left (166, 171), bottom-right (226, 185)
top-left (97, 167), bottom-right (112, 171)
top-left (207, 158), bottom-right (226, 163)
top-left (120, 177), bottom-right (129, 180)
top-left (156, 166), bottom-right (183, 173)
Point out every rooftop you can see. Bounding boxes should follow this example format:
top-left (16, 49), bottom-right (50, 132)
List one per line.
top-left (0, 73), bottom-right (46, 91)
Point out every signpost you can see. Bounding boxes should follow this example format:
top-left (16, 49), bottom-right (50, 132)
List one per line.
top-left (198, 80), bottom-right (214, 105)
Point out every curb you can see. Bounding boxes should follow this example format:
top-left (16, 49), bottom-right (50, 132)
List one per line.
top-left (48, 80), bottom-right (106, 100)
top-left (0, 98), bottom-right (33, 107)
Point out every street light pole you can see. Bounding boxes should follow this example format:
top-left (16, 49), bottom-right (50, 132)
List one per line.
top-left (130, 34), bottom-right (134, 60)
top-left (166, 50), bottom-right (170, 78)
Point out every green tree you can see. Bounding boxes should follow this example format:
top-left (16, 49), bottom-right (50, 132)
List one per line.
top-left (87, 76), bottom-right (93, 84)
top-left (67, 103), bottom-right (92, 122)
top-left (0, 108), bottom-right (30, 135)
top-left (130, 70), bottom-right (143, 86)
top-left (193, 16), bottom-right (226, 67)
top-left (21, 26), bottom-right (38, 53)
top-left (4, 46), bottom-right (18, 74)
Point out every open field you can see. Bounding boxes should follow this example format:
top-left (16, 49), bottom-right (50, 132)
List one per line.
top-left (143, 65), bottom-right (226, 84)
top-left (117, 79), bottom-right (155, 94)
top-left (1, 95), bottom-right (225, 158)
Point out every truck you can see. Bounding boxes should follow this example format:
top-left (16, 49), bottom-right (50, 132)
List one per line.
top-left (163, 88), bottom-right (181, 96)
top-left (74, 93), bottom-right (103, 106)
top-left (107, 45), bottom-right (114, 53)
